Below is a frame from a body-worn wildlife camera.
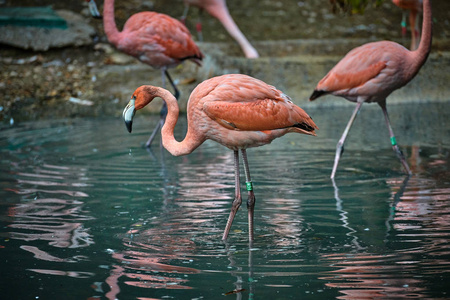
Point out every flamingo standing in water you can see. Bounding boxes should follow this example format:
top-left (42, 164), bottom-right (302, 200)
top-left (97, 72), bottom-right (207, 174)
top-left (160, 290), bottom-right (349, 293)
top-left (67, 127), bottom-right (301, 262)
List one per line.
top-left (88, 0), bottom-right (203, 147)
top-left (181, 0), bottom-right (259, 58)
top-left (123, 74), bottom-right (318, 240)
top-left (392, 0), bottom-right (423, 50)
top-left (309, 0), bottom-right (432, 179)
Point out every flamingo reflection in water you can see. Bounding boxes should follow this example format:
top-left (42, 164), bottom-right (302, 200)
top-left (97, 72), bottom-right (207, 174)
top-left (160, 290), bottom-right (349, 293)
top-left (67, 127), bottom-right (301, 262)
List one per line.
top-left (323, 148), bottom-right (450, 300)
top-left (6, 163), bottom-right (95, 277)
top-left (101, 148), bottom-right (226, 298)
top-left (321, 177), bottom-right (418, 299)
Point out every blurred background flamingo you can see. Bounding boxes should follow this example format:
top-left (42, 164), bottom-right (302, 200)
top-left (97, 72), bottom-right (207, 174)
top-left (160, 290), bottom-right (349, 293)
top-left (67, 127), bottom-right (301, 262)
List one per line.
top-left (310, 0), bottom-right (432, 178)
top-left (88, 0), bottom-right (203, 147)
top-left (181, 0), bottom-right (259, 58)
top-left (392, 0), bottom-right (423, 50)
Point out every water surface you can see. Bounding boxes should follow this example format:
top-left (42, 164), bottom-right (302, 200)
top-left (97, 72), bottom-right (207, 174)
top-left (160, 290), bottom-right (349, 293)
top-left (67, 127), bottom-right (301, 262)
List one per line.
top-left (0, 103), bottom-right (449, 299)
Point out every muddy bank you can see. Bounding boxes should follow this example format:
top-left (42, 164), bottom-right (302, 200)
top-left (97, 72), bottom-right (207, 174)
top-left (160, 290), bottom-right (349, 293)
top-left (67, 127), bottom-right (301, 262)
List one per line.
top-left (0, 0), bottom-right (449, 123)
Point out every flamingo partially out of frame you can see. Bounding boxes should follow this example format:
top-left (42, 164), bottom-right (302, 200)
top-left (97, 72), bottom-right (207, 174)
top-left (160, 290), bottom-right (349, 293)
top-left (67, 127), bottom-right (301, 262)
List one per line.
top-left (181, 0), bottom-right (259, 59)
top-left (392, 0), bottom-right (423, 50)
top-left (88, 0), bottom-right (203, 147)
top-left (309, 0), bottom-right (432, 179)
top-left (123, 74), bottom-right (318, 240)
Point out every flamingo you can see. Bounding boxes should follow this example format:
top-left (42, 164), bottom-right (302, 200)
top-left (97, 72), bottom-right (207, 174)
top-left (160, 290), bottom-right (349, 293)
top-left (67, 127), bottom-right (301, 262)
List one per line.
top-left (309, 0), bottom-right (432, 179)
top-left (123, 74), bottom-right (318, 240)
top-left (181, 0), bottom-right (259, 59)
top-left (87, 0), bottom-right (203, 147)
top-left (392, 0), bottom-right (423, 50)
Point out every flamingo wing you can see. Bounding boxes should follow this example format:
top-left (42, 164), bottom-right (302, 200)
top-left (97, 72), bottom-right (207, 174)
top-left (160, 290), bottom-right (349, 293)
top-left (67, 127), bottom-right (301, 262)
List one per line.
top-left (201, 76), bottom-right (317, 134)
top-left (316, 44), bottom-right (389, 94)
top-left (204, 98), bottom-right (316, 134)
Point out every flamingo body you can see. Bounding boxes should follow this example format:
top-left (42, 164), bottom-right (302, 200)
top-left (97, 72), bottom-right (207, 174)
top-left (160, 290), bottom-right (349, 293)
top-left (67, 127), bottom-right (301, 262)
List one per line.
top-left (187, 75), bottom-right (317, 150)
top-left (100, 0), bottom-right (203, 69)
top-left (124, 74), bottom-right (317, 240)
top-left (107, 11), bottom-right (203, 69)
top-left (313, 41), bottom-right (416, 103)
top-left (310, 0), bottom-right (432, 178)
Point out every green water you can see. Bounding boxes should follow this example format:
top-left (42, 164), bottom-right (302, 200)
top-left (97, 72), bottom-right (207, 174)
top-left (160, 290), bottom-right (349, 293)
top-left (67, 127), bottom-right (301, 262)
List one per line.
top-left (0, 103), bottom-right (449, 299)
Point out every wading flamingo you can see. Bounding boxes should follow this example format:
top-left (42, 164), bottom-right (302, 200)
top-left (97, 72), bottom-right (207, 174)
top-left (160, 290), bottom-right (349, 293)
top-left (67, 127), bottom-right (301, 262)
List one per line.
top-left (392, 0), bottom-right (423, 50)
top-left (309, 0), bottom-right (432, 179)
top-left (123, 74), bottom-right (318, 240)
top-left (88, 0), bottom-right (203, 147)
top-left (181, 0), bottom-right (259, 58)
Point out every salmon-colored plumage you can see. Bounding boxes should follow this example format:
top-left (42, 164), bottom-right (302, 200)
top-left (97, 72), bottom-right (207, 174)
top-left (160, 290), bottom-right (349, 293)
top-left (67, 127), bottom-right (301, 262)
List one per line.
top-left (317, 59), bottom-right (387, 94)
top-left (182, 0), bottom-right (259, 58)
top-left (310, 0), bottom-right (432, 179)
top-left (123, 74), bottom-right (317, 240)
top-left (98, 0), bottom-right (203, 68)
top-left (90, 0), bottom-right (203, 147)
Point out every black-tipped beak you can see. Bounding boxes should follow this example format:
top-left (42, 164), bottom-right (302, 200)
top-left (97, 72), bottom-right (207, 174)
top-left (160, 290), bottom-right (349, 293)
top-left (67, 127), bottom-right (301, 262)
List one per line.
top-left (87, 0), bottom-right (102, 19)
top-left (123, 99), bottom-right (136, 133)
top-left (125, 119), bottom-right (133, 133)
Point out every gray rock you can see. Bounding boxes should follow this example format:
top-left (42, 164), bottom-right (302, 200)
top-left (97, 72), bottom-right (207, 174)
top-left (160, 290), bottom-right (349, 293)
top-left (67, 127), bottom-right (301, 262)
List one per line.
top-left (0, 9), bottom-right (96, 51)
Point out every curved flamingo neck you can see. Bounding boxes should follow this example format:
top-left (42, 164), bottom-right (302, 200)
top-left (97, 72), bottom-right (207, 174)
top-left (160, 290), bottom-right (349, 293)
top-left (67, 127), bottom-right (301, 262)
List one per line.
top-left (103, 0), bottom-right (121, 46)
top-left (410, 0), bottom-right (432, 76)
top-left (206, 1), bottom-right (259, 58)
top-left (148, 87), bottom-right (202, 156)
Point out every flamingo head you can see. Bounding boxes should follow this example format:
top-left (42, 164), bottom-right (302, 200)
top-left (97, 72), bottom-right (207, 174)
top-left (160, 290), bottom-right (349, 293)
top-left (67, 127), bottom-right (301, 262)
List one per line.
top-left (123, 86), bottom-right (159, 133)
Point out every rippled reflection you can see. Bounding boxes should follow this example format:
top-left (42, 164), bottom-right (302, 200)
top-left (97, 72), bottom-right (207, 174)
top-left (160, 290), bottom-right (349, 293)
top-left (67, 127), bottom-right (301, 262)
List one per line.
top-left (0, 108), bottom-right (449, 299)
top-left (320, 151), bottom-right (450, 299)
top-left (320, 252), bottom-right (429, 299)
top-left (2, 159), bottom-right (95, 285)
top-left (6, 163), bottom-right (94, 249)
top-left (101, 217), bottom-right (202, 298)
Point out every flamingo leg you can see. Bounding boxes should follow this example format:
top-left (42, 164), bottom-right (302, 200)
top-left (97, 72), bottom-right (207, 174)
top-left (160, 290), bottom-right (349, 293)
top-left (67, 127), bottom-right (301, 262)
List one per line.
top-left (241, 149), bottom-right (256, 241)
top-left (181, 4), bottom-right (189, 24)
top-left (331, 101), bottom-right (363, 179)
top-left (196, 9), bottom-right (204, 42)
top-left (145, 69), bottom-right (180, 148)
top-left (378, 100), bottom-right (412, 175)
top-left (164, 69), bottom-right (180, 101)
top-left (222, 150), bottom-right (242, 240)
top-left (410, 9), bottom-right (420, 51)
top-left (401, 11), bottom-right (408, 37)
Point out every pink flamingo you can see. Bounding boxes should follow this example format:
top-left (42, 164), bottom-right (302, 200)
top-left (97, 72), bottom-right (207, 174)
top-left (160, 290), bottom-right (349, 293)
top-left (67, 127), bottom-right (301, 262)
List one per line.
top-left (123, 74), bottom-right (318, 240)
top-left (88, 0), bottom-right (203, 147)
top-left (181, 0), bottom-right (259, 58)
top-left (392, 0), bottom-right (423, 50)
top-left (309, 0), bottom-right (432, 179)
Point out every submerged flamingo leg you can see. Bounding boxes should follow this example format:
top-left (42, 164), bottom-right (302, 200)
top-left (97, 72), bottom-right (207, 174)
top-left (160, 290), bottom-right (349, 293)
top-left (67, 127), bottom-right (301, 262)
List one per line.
top-left (331, 101), bottom-right (363, 179)
top-left (241, 149), bottom-right (256, 241)
top-left (222, 150), bottom-right (242, 240)
top-left (145, 69), bottom-right (180, 148)
top-left (379, 100), bottom-right (412, 175)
